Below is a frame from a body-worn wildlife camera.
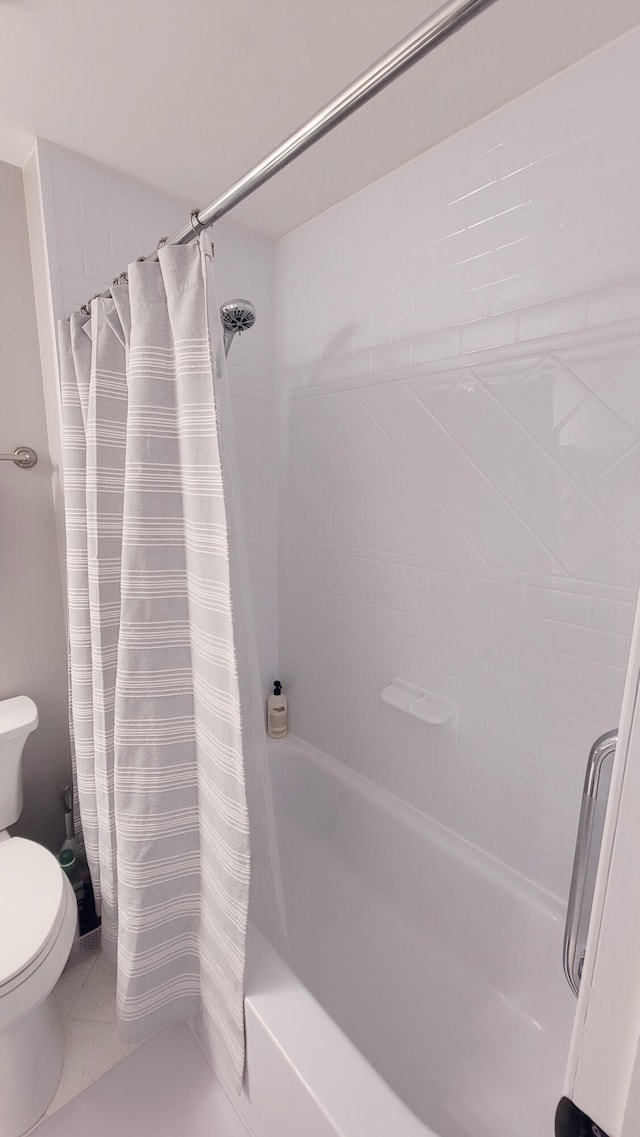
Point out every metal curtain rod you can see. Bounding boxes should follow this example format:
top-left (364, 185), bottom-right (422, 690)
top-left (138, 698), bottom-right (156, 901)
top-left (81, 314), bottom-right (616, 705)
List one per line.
top-left (89, 0), bottom-right (497, 304)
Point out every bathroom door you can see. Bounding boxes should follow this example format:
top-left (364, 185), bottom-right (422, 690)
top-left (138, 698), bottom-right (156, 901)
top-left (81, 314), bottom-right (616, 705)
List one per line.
top-left (563, 582), bottom-right (640, 1137)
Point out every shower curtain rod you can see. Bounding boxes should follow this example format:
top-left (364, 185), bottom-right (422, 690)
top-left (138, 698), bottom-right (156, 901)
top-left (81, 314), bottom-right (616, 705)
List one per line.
top-left (89, 0), bottom-right (497, 304)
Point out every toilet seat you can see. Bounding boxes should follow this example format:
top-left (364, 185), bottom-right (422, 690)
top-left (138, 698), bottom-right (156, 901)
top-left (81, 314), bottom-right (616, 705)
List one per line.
top-left (0, 840), bottom-right (77, 1137)
top-left (0, 838), bottom-right (77, 1029)
top-left (0, 838), bottom-right (68, 992)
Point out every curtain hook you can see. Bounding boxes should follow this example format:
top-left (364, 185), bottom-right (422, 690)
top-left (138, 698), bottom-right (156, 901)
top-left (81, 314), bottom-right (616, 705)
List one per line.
top-left (157, 236), bottom-right (168, 250)
top-left (190, 208), bottom-right (203, 235)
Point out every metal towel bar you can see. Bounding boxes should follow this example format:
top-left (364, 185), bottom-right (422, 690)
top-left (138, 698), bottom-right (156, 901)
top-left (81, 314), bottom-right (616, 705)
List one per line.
top-left (563, 728), bottom-right (617, 996)
top-left (0, 447), bottom-right (38, 468)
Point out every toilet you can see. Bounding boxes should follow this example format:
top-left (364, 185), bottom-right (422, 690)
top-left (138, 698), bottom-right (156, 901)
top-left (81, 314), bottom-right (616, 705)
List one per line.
top-left (0, 696), bottom-right (77, 1136)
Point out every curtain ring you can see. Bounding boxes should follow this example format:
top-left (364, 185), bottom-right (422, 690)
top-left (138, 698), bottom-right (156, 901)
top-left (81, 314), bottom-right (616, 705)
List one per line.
top-left (190, 208), bottom-right (202, 235)
top-left (80, 303), bottom-right (90, 316)
top-left (157, 236), bottom-right (168, 249)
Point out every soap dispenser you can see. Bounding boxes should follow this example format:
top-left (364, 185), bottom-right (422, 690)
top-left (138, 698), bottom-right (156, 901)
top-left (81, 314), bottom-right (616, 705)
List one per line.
top-left (267, 680), bottom-right (288, 738)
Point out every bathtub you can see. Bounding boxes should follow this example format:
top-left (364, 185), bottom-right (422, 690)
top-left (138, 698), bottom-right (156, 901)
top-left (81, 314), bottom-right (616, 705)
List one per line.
top-left (239, 735), bottom-right (576, 1137)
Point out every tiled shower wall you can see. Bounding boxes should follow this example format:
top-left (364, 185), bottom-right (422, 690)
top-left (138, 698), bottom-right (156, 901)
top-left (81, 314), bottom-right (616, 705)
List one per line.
top-left (33, 140), bottom-right (277, 693)
top-left (276, 27), bottom-right (640, 899)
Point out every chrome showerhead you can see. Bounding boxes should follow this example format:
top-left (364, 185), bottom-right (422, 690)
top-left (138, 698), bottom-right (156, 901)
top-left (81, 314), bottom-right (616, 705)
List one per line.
top-left (220, 299), bottom-right (257, 357)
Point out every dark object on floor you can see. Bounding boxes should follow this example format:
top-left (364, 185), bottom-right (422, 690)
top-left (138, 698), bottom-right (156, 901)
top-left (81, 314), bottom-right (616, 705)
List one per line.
top-left (555, 1096), bottom-right (610, 1137)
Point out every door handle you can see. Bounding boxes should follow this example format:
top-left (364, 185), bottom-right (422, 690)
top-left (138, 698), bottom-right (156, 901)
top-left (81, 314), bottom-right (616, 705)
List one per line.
top-left (563, 729), bottom-right (617, 996)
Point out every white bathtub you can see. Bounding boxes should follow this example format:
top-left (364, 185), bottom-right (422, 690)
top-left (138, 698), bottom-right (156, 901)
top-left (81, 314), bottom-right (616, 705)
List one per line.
top-left (240, 735), bottom-right (576, 1137)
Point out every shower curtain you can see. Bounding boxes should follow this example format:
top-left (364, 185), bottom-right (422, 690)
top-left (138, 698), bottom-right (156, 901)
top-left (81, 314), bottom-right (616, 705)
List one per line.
top-left (57, 236), bottom-right (250, 1089)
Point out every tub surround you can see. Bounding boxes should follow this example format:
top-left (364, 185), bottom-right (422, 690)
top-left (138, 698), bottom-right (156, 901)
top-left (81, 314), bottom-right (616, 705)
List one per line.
top-left (276, 25), bottom-right (640, 900)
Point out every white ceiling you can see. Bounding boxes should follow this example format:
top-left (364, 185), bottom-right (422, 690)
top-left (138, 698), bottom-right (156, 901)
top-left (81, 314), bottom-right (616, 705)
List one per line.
top-left (0, 0), bottom-right (639, 238)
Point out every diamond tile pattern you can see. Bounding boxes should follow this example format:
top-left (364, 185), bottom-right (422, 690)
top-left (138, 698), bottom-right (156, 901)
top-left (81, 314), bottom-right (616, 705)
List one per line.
top-left (278, 327), bottom-right (640, 900)
top-left (283, 343), bottom-right (640, 583)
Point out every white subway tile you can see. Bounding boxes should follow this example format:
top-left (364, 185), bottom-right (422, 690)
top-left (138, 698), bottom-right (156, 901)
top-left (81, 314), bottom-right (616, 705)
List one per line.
top-left (440, 148), bottom-right (500, 205)
top-left (458, 705), bottom-right (485, 734)
top-left (538, 820), bottom-right (576, 860)
top-left (55, 209), bottom-right (111, 254)
top-left (59, 271), bottom-right (104, 306)
top-left (440, 646), bottom-right (487, 686)
top-left (481, 765), bottom-right (536, 809)
top-left (552, 620), bottom-right (631, 668)
top-left (514, 697), bottom-right (601, 751)
top-left (590, 596), bottom-right (634, 636)
top-left (392, 306), bottom-right (438, 343)
top-left (420, 617), bottom-right (466, 652)
top-left (533, 788), bottom-right (580, 831)
top-left (371, 283), bottom-right (416, 322)
top-left (424, 569), bottom-right (470, 600)
top-left (57, 241), bottom-right (85, 277)
top-left (527, 136), bottom-right (603, 199)
top-left (441, 596), bottom-right (493, 633)
top-left (468, 577), bottom-right (525, 611)
top-left (544, 680), bottom-right (620, 729)
top-left (519, 296), bottom-right (589, 342)
top-left (402, 589), bottom-right (444, 620)
top-left (354, 318), bottom-right (392, 352)
top-left (492, 608), bottom-right (554, 646)
top-left (465, 629), bottom-right (520, 667)
top-left (581, 658), bottom-right (626, 701)
top-left (587, 283), bottom-right (640, 328)
top-left (399, 634), bottom-right (442, 669)
top-left (524, 587), bottom-right (592, 626)
top-left (371, 341), bottom-right (412, 374)
top-left (384, 562), bottom-right (423, 590)
top-left (458, 728), bottom-right (510, 770)
top-left (437, 289), bottom-right (491, 331)
top-left (488, 662), bottom-right (545, 703)
top-left (461, 312), bottom-right (519, 352)
top-left (363, 581), bottom-right (403, 609)
top-left (483, 712), bottom-right (539, 758)
top-left (509, 748), bottom-right (576, 793)
top-left (465, 242), bottom-right (526, 292)
top-left (412, 328), bottom-right (461, 364)
top-left (382, 607), bottom-right (422, 637)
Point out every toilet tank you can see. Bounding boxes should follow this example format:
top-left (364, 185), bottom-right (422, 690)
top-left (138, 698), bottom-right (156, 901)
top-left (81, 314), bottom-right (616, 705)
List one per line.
top-left (0, 696), bottom-right (39, 830)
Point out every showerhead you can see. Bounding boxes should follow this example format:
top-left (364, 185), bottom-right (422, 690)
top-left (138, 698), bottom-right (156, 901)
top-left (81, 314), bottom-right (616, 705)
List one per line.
top-left (220, 299), bottom-right (257, 357)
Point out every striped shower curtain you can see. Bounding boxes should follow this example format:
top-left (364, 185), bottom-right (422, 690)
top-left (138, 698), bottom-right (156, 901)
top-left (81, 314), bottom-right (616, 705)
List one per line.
top-left (57, 236), bottom-right (250, 1089)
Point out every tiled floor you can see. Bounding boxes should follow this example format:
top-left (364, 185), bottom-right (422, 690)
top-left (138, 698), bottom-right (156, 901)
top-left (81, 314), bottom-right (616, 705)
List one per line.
top-left (34, 1022), bottom-right (249, 1136)
top-left (33, 953), bottom-right (249, 1135)
top-left (46, 948), bottom-right (140, 1117)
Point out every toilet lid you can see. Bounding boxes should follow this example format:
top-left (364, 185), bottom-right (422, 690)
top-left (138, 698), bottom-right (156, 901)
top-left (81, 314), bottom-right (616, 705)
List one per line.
top-left (0, 838), bottom-right (66, 986)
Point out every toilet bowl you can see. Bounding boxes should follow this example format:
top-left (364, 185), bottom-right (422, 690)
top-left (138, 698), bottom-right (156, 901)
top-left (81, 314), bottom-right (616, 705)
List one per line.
top-left (0, 697), bottom-right (78, 1136)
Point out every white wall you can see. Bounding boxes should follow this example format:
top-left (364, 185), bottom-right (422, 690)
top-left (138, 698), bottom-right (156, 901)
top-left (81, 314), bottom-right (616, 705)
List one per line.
top-left (33, 139), bottom-right (278, 695)
top-left (0, 159), bottom-right (71, 851)
top-left (275, 27), bottom-right (640, 899)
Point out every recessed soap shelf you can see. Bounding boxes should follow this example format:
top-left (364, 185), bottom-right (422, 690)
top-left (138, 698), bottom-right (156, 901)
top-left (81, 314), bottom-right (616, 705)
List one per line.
top-left (381, 680), bottom-right (455, 725)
